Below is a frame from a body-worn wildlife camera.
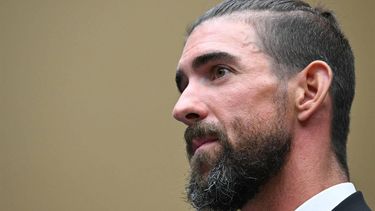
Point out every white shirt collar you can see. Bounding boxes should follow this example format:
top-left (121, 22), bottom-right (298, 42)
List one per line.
top-left (295, 182), bottom-right (356, 211)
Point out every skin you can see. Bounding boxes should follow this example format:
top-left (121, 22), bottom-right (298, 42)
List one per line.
top-left (174, 17), bottom-right (283, 144)
top-left (173, 16), bottom-right (347, 211)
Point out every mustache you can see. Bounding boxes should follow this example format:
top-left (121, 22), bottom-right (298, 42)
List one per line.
top-left (184, 122), bottom-right (226, 156)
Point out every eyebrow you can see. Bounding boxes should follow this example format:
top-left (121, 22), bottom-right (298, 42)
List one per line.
top-left (175, 51), bottom-right (238, 93)
top-left (192, 51), bottom-right (237, 70)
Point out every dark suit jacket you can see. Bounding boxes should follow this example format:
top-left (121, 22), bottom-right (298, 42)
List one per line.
top-left (333, 191), bottom-right (371, 211)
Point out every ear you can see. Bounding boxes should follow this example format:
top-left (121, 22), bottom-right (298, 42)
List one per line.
top-left (295, 61), bottom-right (333, 122)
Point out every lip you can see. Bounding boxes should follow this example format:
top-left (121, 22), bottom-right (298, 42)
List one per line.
top-left (192, 137), bottom-right (218, 153)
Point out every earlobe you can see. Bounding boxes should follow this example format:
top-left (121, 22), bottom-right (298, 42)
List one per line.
top-left (295, 61), bottom-right (333, 122)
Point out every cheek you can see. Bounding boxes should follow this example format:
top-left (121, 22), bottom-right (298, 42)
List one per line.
top-left (218, 83), bottom-right (279, 118)
top-left (218, 89), bottom-right (283, 143)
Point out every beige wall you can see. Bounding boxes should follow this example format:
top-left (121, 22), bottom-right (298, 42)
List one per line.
top-left (0, 0), bottom-right (373, 210)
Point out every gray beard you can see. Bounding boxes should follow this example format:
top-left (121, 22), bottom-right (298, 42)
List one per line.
top-left (185, 118), bottom-right (291, 211)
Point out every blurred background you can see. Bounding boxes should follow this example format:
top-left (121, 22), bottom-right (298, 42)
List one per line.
top-left (0, 0), bottom-right (373, 210)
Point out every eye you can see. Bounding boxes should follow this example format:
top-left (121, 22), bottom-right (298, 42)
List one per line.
top-left (211, 66), bottom-right (231, 80)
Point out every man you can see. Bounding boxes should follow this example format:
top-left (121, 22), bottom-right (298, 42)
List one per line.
top-left (172, 0), bottom-right (371, 211)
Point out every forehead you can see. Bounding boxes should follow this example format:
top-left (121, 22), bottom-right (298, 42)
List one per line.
top-left (179, 17), bottom-right (263, 68)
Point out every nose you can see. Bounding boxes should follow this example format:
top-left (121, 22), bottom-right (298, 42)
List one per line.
top-left (172, 87), bottom-right (208, 126)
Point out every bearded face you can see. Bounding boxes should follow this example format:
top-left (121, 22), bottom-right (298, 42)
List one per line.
top-left (184, 109), bottom-right (291, 211)
top-left (172, 15), bottom-right (294, 211)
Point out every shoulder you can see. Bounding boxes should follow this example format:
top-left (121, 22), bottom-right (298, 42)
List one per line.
top-left (333, 191), bottom-right (372, 211)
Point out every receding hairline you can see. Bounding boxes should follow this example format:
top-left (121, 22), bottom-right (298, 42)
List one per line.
top-left (186, 10), bottom-right (320, 60)
top-left (187, 9), bottom-right (318, 37)
top-left (186, 10), bottom-right (312, 78)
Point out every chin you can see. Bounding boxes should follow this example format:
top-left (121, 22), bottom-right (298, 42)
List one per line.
top-left (189, 144), bottom-right (224, 181)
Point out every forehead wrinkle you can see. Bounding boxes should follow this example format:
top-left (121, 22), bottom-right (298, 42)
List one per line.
top-left (196, 16), bottom-right (264, 54)
top-left (180, 15), bottom-right (276, 77)
top-left (202, 12), bottom-right (278, 43)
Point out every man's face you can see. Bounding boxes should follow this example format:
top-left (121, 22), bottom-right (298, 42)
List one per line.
top-left (173, 17), bottom-right (291, 210)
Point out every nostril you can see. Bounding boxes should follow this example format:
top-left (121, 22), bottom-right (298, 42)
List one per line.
top-left (186, 113), bottom-right (200, 120)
